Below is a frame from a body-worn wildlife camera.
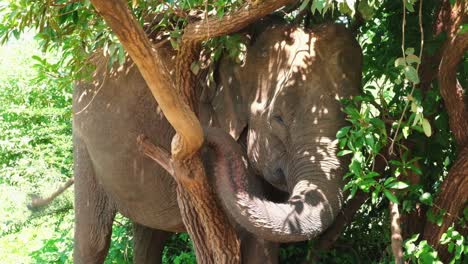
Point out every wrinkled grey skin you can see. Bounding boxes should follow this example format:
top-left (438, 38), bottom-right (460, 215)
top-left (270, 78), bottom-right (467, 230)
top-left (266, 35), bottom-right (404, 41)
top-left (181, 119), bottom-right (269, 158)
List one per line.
top-left (72, 22), bottom-right (361, 263)
top-left (209, 23), bottom-right (362, 242)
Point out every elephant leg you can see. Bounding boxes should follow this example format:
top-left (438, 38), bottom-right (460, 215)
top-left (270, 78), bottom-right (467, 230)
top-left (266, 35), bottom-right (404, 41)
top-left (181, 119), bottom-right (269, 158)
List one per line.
top-left (133, 223), bottom-right (172, 264)
top-left (241, 232), bottom-right (279, 264)
top-left (73, 136), bottom-right (116, 264)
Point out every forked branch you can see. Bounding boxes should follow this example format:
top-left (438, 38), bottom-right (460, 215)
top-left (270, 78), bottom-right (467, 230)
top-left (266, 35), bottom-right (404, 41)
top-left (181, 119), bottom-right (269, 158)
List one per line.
top-left (90, 0), bottom-right (203, 161)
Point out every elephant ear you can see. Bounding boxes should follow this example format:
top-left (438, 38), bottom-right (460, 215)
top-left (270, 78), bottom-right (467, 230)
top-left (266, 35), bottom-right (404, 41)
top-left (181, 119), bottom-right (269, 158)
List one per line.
top-left (208, 57), bottom-right (248, 140)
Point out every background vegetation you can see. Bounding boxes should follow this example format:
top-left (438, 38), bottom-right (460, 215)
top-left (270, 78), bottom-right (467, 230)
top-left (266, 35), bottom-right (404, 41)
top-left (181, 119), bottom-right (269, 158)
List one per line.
top-left (0, 0), bottom-right (466, 263)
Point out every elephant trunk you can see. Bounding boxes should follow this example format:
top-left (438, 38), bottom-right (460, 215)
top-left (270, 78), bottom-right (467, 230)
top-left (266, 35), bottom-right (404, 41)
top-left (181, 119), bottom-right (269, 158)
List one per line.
top-left (203, 128), bottom-right (343, 242)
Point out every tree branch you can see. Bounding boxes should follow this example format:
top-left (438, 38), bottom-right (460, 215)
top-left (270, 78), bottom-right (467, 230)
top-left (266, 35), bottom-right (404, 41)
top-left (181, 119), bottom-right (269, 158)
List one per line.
top-left (90, 0), bottom-right (203, 161)
top-left (183, 0), bottom-right (297, 42)
top-left (390, 201), bottom-right (403, 264)
top-left (422, 1), bottom-right (468, 261)
top-left (28, 177), bottom-right (74, 209)
top-left (137, 135), bottom-right (174, 176)
top-left (438, 32), bottom-right (468, 146)
top-left (423, 146), bottom-right (468, 258)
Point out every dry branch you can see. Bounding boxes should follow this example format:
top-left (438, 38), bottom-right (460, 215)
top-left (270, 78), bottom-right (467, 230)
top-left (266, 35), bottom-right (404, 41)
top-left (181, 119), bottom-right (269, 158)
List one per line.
top-left (137, 135), bottom-right (173, 175)
top-left (28, 177), bottom-right (74, 209)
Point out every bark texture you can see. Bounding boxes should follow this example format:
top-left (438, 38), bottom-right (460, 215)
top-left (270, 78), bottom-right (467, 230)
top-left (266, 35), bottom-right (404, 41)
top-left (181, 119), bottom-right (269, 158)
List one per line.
top-left (423, 147), bottom-right (468, 257)
top-left (422, 0), bottom-right (468, 260)
top-left (90, 0), bottom-right (203, 160)
top-left (389, 201), bottom-right (403, 264)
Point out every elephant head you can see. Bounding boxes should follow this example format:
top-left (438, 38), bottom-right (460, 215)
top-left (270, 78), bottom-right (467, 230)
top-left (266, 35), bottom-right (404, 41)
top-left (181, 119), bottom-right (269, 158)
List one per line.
top-left (205, 23), bottom-right (362, 242)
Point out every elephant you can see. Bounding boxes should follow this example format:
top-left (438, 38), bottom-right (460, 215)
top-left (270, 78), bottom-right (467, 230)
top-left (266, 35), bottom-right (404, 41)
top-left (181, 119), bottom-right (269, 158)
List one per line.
top-left (72, 20), bottom-right (362, 263)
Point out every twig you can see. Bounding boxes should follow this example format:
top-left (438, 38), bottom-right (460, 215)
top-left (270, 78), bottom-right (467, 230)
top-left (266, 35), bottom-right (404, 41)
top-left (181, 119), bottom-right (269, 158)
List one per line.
top-left (157, 0), bottom-right (188, 18)
top-left (137, 134), bottom-right (174, 176)
top-left (49, 0), bottom-right (81, 7)
top-left (389, 0), bottom-right (424, 156)
top-left (28, 178), bottom-right (75, 209)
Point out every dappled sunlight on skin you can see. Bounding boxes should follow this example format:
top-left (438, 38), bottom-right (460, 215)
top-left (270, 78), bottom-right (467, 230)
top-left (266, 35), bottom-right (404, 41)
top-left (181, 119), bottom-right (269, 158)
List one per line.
top-left (73, 42), bottom-right (184, 231)
top-left (215, 22), bottom-right (361, 240)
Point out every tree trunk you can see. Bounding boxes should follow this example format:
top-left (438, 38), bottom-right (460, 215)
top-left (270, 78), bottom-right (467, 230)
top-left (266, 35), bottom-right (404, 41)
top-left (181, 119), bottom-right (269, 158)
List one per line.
top-left (423, 147), bottom-right (468, 259)
top-left (89, 0), bottom-right (296, 262)
top-left (422, 0), bottom-right (467, 261)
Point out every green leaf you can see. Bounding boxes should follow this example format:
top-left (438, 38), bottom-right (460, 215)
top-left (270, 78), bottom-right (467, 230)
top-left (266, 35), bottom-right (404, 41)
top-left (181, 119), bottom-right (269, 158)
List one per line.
top-left (371, 189), bottom-right (379, 204)
top-left (338, 2), bottom-right (352, 15)
top-left (299, 0), bottom-right (310, 11)
top-left (459, 23), bottom-right (468, 34)
top-left (404, 65), bottom-right (420, 84)
top-left (311, 0), bottom-right (327, 14)
top-left (387, 181), bottom-right (409, 189)
top-left (336, 126), bottom-right (351, 138)
top-left (117, 45), bottom-right (125, 66)
top-left (357, 0), bottom-right (374, 20)
top-left (190, 61), bottom-right (200, 75)
top-left (345, 0), bottom-right (356, 15)
top-left (406, 54), bottom-right (420, 65)
top-left (350, 185), bottom-right (358, 198)
top-left (170, 38), bottom-right (179, 50)
top-left (349, 159), bottom-right (362, 176)
top-left (440, 232), bottom-right (451, 244)
top-left (384, 176), bottom-right (397, 186)
top-left (405, 47), bottom-right (415, 55)
top-left (402, 126), bottom-right (410, 139)
top-left (383, 189), bottom-right (398, 204)
top-left (363, 171), bottom-right (379, 179)
top-left (337, 150), bottom-right (353, 156)
top-left (422, 118), bottom-right (432, 137)
top-left (394, 57), bottom-right (406, 67)
top-left (419, 192), bottom-right (433, 206)
top-left (405, 2), bottom-right (415, 12)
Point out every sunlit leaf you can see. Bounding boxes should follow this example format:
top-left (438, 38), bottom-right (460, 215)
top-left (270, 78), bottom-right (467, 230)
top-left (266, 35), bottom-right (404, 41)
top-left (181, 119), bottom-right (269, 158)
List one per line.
top-left (419, 192), bottom-right (432, 206)
top-left (336, 126), bottom-right (351, 138)
top-left (406, 54), bottom-right (420, 65)
top-left (387, 181), bottom-right (409, 189)
top-left (404, 65), bottom-right (420, 84)
top-left (383, 189), bottom-right (398, 204)
top-left (394, 57), bottom-right (406, 67)
top-left (422, 118), bottom-right (432, 137)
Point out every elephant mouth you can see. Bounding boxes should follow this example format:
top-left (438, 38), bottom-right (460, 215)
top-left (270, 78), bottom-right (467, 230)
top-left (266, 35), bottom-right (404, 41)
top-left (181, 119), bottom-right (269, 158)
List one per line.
top-left (256, 172), bottom-right (289, 203)
top-left (261, 167), bottom-right (288, 193)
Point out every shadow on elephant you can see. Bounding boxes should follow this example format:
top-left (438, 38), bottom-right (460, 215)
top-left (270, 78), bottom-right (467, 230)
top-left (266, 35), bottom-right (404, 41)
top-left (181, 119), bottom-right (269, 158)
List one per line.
top-left (72, 20), bottom-right (362, 263)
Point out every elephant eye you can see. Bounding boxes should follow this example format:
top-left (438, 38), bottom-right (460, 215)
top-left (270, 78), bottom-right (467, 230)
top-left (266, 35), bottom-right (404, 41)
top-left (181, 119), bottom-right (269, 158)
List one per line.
top-left (272, 115), bottom-right (285, 126)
